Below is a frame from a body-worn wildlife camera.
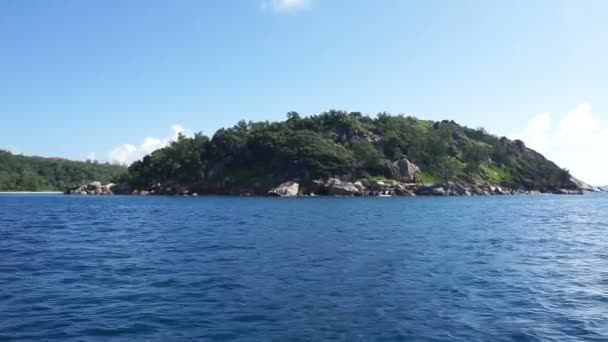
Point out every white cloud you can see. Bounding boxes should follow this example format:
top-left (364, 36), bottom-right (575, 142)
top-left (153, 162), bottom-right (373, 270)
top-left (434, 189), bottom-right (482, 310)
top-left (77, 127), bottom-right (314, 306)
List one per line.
top-left (517, 103), bottom-right (608, 185)
top-left (108, 144), bottom-right (137, 165)
top-left (107, 125), bottom-right (189, 165)
top-left (523, 112), bottom-right (552, 153)
top-left (261, 0), bottom-right (311, 13)
top-left (86, 152), bottom-right (97, 161)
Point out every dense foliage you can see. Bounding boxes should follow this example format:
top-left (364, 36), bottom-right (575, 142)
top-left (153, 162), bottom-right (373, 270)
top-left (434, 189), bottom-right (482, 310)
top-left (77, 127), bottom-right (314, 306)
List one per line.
top-left (122, 110), bottom-right (574, 194)
top-left (0, 150), bottom-right (126, 191)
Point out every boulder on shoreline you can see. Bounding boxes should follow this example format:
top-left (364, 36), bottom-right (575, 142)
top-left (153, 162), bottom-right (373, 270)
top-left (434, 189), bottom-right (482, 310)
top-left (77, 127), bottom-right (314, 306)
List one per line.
top-left (386, 158), bottom-right (420, 182)
top-left (268, 181), bottom-right (300, 197)
top-left (326, 178), bottom-right (360, 196)
top-left (66, 181), bottom-right (114, 195)
top-left (394, 183), bottom-right (415, 196)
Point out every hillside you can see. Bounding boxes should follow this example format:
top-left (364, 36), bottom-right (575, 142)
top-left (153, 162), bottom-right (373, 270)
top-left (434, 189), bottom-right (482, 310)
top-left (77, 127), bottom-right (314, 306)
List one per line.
top-left (0, 150), bottom-right (126, 191)
top-left (116, 110), bottom-right (585, 196)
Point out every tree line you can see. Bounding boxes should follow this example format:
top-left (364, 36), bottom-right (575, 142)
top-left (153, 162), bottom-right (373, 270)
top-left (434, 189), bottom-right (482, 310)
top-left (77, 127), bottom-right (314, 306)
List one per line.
top-left (0, 150), bottom-right (126, 191)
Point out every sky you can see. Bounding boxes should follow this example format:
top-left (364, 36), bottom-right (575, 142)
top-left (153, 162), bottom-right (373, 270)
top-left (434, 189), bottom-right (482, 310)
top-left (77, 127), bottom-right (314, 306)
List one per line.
top-left (1, 0), bottom-right (607, 184)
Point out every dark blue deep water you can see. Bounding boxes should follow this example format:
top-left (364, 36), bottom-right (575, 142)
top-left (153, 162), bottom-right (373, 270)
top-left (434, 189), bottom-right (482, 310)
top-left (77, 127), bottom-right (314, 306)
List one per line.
top-left (1, 194), bottom-right (607, 341)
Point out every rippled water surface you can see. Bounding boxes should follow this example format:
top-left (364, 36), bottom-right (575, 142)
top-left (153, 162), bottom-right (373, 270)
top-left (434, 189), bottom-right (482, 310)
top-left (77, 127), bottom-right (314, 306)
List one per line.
top-left (1, 194), bottom-right (607, 341)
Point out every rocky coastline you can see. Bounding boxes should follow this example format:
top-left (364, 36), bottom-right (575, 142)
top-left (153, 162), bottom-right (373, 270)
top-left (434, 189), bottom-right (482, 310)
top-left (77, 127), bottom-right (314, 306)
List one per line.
top-left (76, 179), bottom-right (598, 197)
top-left (117, 157), bottom-right (601, 197)
top-left (264, 178), bottom-right (589, 197)
top-left (68, 178), bottom-right (600, 197)
top-left (66, 157), bottom-right (602, 197)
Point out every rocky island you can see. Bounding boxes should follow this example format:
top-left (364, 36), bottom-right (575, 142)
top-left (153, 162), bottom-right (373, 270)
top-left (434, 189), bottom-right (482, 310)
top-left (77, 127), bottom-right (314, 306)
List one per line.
top-left (107, 110), bottom-right (602, 197)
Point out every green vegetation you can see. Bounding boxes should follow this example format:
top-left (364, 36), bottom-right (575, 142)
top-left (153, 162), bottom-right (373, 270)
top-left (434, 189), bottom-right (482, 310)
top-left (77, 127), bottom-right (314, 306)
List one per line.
top-left (0, 150), bottom-right (126, 191)
top-left (120, 110), bottom-right (574, 194)
top-left (417, 171), bottom-right (438, 184)
top-left (480, 164), bottom-right (514, 184)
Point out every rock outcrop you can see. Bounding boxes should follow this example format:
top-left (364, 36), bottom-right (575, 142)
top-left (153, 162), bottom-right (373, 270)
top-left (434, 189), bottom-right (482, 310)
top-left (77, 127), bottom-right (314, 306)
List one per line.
top-left (553, 188), bottom-right (584, 195)
top-left (570, 177), bottom-right (602, 192)
top-left (326, 178), bottom-right (360, 196)
top-left (415, 185), bottom-right (447, 196)
top-left (411, 182), bottom-right (537, 196)
top-left (394, 183), bottom-right (415, 196)
top-left (353, 181), bottom-right (366, 192)
top-left (268, 181), bottom-right (300, 197)
top-left (67, 181), bottom-right (114, 195)
top-left (386, 158), bottom-right (420, 182)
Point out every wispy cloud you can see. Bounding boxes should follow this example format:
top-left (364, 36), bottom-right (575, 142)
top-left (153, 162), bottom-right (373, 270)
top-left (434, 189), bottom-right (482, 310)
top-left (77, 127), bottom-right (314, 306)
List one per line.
top-left (5, 147), bottom-right (19, 154)
top-left (517, 103), bottom-right (608, 185)
top-left (261, 0), bottom-right (311, 13)
top-left (107, 125), bottom-right (187, 165)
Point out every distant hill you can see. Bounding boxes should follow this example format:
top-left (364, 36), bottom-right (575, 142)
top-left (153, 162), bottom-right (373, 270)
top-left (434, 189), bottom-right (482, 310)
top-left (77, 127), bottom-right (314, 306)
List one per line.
top-left (0, 150), bottom-right (126, 191)
top-left (115, 110), bottom-right (585, 195)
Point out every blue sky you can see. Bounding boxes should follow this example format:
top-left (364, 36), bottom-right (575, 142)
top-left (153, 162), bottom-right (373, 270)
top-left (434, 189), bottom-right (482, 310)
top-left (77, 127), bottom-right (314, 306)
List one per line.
top-left (1, 0), bottom-right (607, 184)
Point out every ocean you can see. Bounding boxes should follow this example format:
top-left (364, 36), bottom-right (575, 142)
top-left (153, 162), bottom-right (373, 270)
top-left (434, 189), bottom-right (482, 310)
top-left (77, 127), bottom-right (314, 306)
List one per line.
top-left (1, 194), bottom-right (607, 341)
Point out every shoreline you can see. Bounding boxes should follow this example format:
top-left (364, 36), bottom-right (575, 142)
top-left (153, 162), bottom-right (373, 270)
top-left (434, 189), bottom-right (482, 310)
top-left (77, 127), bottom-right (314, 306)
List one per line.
top-left (0, 191), bottom-right (63, 194)
top-left (3, 191), bottom-right (603, 197)
top-left (63, 191), bottom-right (604, 198)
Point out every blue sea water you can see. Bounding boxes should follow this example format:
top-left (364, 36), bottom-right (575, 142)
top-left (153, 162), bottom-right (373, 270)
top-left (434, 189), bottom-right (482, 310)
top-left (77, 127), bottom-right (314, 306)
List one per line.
top-left (1, 194), bottom-right (607, 341)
